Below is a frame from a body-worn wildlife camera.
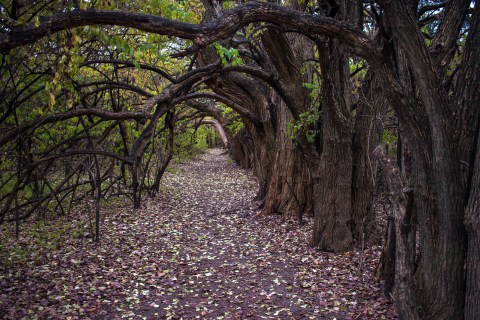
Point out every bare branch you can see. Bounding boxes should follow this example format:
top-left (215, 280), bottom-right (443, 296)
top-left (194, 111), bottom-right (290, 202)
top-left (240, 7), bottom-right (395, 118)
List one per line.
top-left (0, 108), bottom-right (147, 147)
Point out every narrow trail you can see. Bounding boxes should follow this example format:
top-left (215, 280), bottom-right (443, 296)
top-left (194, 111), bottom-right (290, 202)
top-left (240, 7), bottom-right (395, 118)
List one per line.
top-left (131, 148), bottom-right (321, 319)
top-left (0, 149), bottom-right (396, 320)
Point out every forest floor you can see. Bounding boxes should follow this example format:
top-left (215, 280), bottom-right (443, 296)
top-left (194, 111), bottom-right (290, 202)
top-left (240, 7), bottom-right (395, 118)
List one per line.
top-left (1, 148), bottom-right (397, 320)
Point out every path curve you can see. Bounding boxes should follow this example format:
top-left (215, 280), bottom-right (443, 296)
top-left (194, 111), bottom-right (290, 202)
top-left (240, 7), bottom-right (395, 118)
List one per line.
top-left (129, 149), bottom-right (396, 319)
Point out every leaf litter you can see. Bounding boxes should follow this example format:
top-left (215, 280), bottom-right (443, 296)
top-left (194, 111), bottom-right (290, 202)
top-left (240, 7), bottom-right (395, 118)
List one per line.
top-left (0, 148), bottom-right (397, 319)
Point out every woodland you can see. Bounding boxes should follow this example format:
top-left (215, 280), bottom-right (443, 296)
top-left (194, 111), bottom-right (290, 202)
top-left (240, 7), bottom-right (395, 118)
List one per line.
top-left (0, 0), bottom-right (479, 319)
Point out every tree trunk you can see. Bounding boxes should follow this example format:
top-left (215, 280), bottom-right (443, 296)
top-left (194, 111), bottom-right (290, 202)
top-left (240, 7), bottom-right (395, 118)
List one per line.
top-left (262, 97), bottom-right (312, 221)
top-left (374, 145), bottom-right (419, 320)
top-left (352, 70), bottom-right (387, 243)
top-left (465, 126), bottom-right (480, 320)
top-left (377, 2), bottom-right (473, 317)
top-left (257, 28), bottom-right (315, 220)
top-left (460, 6), bottom-right (480, 316)
top-left (229, 127), bottom-right (254, 169)
top-left (311, 36), bottom-right (353, 252)
top-left (151, 110), bottom-right (175, 195)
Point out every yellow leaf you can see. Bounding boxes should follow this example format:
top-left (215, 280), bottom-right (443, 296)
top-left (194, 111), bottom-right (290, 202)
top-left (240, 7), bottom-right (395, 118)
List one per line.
top-left (72, 34), bottom-right (81, 44)
top-left (49, 93), bottom-right (56, 108)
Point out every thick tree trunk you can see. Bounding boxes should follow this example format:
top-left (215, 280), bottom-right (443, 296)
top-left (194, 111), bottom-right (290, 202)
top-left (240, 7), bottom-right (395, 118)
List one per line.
top-left (374, 145), bottom-right (419, 320)
top-left (311, 36), bottom-right (353, 252)
top-left (378, 3), bottom-right (474, 317)
top-left (461, 7), bottom-right (480, 317)
top-left (262, 97), bottom-right (312, 220)
top-left (309, 0), bottom-right (364, 252)
top-left (465, 127), bottom-right (480, 320)
top-left (257, 29), bottom-right (314, 219)
top-left (311, 138), bottom-right (353, 252)
top-left (228, 127), bottom-right (254, 169)
top-left (352, 70), bottom-right (387, 243)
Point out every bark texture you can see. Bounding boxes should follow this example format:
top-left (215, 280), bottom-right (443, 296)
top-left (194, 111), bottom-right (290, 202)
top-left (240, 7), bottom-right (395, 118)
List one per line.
top-left (310, 0), bottom-right (357, 252)
top-left (465, 130), bottom-right (480, 320)
top-left (351, 70), bottom-right (388, 243)
top-left (374, 145), bottom-right (419, 320)
top-left (259, 28), bottom-right (314, 219)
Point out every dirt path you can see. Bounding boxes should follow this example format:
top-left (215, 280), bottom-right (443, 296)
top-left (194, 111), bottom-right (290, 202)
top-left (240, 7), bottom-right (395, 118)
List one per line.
top-left (1, 149), bottom-right (396, 319)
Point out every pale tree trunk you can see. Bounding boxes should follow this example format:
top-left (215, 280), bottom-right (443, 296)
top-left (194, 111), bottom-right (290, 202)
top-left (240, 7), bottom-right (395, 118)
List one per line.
top-left (200, 119), bottom-right (229, 148)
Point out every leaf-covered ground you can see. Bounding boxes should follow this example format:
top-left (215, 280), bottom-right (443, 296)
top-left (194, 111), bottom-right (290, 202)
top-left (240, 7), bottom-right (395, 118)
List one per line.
top-left (1, 148), bottom-right (397, 319)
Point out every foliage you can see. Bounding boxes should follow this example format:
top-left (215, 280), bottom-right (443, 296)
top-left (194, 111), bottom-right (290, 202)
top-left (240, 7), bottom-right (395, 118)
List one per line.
top-left (287, 105), bottom-right (321, 144)
top-left (222, 0), bottom-right (237, 10)
top-left (220, 105), bottom-right (244, 134)
top-left (213, 43), bottom-right (243, 67)
top-left (172, 125), bottom-right (216, 162)
top-left (0, 0), bottom-right (212, 230)
top-left (382, 129), bottom-right (398, 157)
top-left (349, 59), bottom-right (367, 95)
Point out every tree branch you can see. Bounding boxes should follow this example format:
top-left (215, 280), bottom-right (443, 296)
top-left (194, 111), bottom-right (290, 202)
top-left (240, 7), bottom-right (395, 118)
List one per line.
top-left (0, 108), bottom-right (147, 147)
top-left (0, 2), bottom-right (378, 62)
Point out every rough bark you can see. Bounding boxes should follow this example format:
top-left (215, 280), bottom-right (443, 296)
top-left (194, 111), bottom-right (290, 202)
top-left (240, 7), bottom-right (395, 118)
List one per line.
top-left (461, 7), bottom-right (480, 317)
top-left (310, 37), bottom-right (353, 251)
top-left (381, 2), bottom-right (469, 318)
top-left (259, 29), bottom-right (314, 219)
top-left (229, 127), bottom-right (254, 169)
top-left (351, 70), bottom-right (388, 243)
top-left (374, 145), bottom-right (419, 320)
top-left (463, 6), bottom-right (480, 306)
top-left (377, 214), bottom-right (396, 299)
top-left (465, 129), bottom-right (480, 319)
top-left (261, 97), bottom-right (312, 221)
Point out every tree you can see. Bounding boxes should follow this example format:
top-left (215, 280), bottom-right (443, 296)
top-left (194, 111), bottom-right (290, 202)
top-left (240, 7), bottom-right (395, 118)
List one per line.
top-left (198, 0), bottom-right (314, 220)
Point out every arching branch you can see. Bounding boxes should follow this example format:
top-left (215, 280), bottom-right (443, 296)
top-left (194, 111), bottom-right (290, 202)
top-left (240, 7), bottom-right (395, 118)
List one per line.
top-left (174, 92), bottom-right (261, 126)
top-left (0, 108), bottom-right (147, 147)
top-left (78, 81), bottom-right (153, 98)
top-left (1, 2), bottom-right (379, 62)
top-left (200, 119), bottom-right (229, 147)
top-left (82, 59), bottom-right (176, 83)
